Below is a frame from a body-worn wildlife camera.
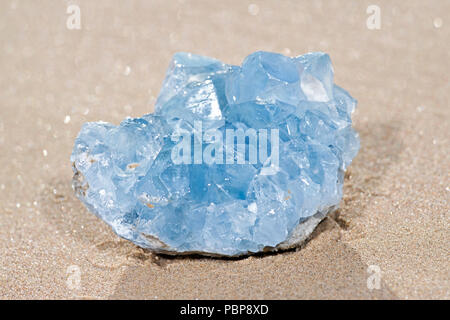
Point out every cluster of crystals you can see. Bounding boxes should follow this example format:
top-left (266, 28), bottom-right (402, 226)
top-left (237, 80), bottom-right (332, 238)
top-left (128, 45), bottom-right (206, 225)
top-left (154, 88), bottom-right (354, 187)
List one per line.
top-left (71, 51), bottom-right (359, 256)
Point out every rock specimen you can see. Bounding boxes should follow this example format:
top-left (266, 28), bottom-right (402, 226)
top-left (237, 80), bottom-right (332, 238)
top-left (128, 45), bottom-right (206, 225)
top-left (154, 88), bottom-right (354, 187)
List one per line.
top-left (71, 51), bottom-right (359, 256)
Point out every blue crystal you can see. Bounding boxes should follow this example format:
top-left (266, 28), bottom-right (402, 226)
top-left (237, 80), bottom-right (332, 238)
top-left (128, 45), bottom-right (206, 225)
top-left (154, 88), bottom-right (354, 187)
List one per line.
top-left (71, 51), bottom-right (359, 256)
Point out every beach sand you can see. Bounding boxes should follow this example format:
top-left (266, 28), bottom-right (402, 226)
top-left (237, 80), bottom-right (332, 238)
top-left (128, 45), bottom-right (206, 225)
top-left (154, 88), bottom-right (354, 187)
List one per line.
top-left (0, 0), bottom-right (448, 299)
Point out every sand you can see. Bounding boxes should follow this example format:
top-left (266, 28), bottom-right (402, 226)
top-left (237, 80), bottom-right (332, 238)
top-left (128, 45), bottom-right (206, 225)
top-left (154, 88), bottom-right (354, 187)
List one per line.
top-left (0, 0), bottom-right (448, 299)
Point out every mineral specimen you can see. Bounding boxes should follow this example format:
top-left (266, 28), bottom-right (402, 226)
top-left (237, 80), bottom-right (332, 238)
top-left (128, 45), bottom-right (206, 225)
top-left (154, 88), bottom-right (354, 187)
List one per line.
top-left (71, 51), bottom-right (359, 256)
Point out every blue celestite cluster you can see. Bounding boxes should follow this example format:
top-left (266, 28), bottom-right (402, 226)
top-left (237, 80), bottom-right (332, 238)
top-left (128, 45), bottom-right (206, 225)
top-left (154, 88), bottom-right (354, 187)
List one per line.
top-left (71, 51), bottom-right (359, 256)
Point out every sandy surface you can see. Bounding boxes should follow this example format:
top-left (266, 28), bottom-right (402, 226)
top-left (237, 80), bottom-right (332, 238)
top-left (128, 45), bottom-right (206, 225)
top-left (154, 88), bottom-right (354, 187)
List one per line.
top-left (0, 0), bottom-right (448, 299)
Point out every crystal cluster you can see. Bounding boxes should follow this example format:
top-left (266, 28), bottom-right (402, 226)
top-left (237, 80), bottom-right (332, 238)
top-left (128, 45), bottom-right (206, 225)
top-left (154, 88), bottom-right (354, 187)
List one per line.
top-left (71, 51), bottom-right (359, 256)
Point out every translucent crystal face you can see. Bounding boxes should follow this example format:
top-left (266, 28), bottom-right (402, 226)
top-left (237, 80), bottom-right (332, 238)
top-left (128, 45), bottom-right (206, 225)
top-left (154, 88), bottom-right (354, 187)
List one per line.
top-left (71, 51), bottom-right (359, 256)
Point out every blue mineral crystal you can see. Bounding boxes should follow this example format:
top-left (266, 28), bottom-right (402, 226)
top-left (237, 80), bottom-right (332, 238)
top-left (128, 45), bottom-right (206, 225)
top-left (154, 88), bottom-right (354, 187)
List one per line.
top-left (71, 51), bottom-right (359, 256)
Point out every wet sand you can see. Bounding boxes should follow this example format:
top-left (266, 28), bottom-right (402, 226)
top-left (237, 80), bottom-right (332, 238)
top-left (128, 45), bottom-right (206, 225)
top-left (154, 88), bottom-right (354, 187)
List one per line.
top-left (0, 0), bottom-right (448, 299)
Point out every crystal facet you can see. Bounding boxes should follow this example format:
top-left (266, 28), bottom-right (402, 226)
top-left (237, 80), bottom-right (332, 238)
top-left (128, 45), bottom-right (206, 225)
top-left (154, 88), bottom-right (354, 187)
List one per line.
top-left (71, 51), bottom-right (359, 256)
